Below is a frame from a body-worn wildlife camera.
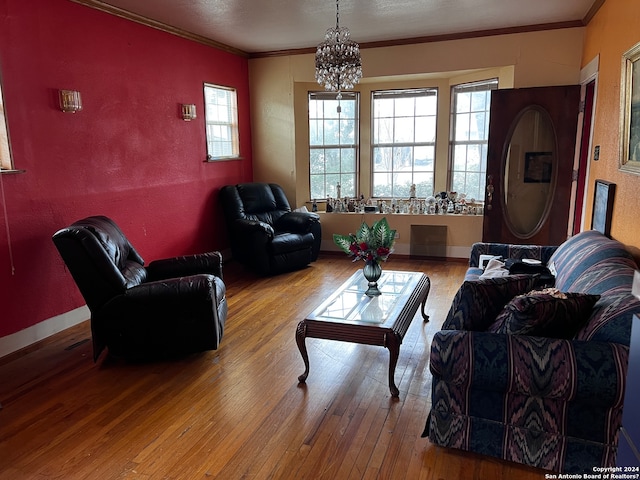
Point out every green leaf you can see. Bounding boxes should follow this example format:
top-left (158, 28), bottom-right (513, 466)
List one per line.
top-left (371, 217), bottom-right (396, 249)
top-left (333, 233), bottom-right (353, 254)
top-left (356, 222), bottom-right (372, 245)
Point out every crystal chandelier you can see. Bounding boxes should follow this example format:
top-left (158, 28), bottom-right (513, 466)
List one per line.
top-left (315, 0), bottom-right (362, 99)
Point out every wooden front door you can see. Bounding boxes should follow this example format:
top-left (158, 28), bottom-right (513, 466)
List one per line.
top-left (482, 85), bottom-right (581, 246)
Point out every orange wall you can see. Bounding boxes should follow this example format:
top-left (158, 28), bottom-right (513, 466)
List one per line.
top-left (583, 0), bottom-right (640, 254)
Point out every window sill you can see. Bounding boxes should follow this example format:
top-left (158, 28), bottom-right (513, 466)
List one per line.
top-left (315, 211), bottom-right (483, 218)
top-left (204, 156), bottom-right (244, 163)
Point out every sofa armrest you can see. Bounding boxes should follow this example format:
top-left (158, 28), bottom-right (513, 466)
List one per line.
top-left (469, 242), bottom-right (558, 268)
top-left (146, 251), bottom-right (224, 281)
top-left (274, 211), bottom-right (320, 234)
top-left (430, 330), bottom-right (628, 406)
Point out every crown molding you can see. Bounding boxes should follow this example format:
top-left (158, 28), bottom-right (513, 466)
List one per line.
top-left (251, 20), bottom-right (585, 59)
top-left (69, 0), bottom-right (250, 58)
top-left (583, 0), bottom-right (606, 25)
top-left (70, 0), bottom-right (601, 61)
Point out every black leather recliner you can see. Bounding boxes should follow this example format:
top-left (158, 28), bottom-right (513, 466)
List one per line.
top-left (52, 215), bottom-right (227, 361)
top-left (219, 183), bottom-right (321, 275)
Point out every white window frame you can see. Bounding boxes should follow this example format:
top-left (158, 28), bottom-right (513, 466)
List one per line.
top-left (449, 79), bottom-right (498, 201)
top-left (204, 83), bottom-right (239, 161)
top-left (371, 88), bottom-right (438, 198)
top-left (308, 91), bottom-right (359, 200)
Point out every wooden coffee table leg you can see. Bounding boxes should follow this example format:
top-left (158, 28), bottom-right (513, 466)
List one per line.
top-left (421, 277), bottom-right (431, 322)
top-left (296, 321), bottom-right (310, 383)
top-left (420, 296), bottom-right (429, 322)
top-left (386, 332), bottom-right (401, 397)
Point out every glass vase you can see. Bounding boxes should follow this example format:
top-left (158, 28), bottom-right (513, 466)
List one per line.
top-left (363, 259), bottom-right (382, 297)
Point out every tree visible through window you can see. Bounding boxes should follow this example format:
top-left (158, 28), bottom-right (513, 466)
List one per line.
top-left (371, 89), bottom-right (437, 198)
top-left (449, 79), bottom-right (498, 200)
top-left (204, 84), bottom-right (239, 160)
top-left (308, 92), bottom-right (359, 200)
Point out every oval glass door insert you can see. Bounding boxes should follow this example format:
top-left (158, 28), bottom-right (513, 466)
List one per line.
top-left (502, 106), bottom-right (557, 238)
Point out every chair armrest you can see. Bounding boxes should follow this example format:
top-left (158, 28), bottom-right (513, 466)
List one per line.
top-left (430, 330), bottom-right (628, 406)
top-left (229, 219), bottom-right (275, 261)
top-left (121, 274), bottom-right (219, 302)
top-left (274, 211), bottom-right (320, 234)
top-left (232, 218), bottom-right (274, 237)
top-left (96, 274), bottom-right (225, 359)
top-left (100, 275), bottom-right (222, 324)
top-left (469, 242), bottom-right (558, 268)
top-left (146, 251), bottom-right (224, 281)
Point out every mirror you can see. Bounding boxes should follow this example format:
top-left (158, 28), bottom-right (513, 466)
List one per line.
top-left (502, 106), bottom-right (556, 238)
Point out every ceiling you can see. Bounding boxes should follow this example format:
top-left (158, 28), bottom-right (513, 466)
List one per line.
top-left (76, 0), bottom-right (598, 56)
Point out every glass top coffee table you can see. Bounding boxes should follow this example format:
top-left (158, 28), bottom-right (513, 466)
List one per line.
top-left (296, 269), bottom-right (431, 397)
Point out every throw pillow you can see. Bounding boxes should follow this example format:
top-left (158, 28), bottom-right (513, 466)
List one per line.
top-left (442, 274), bottom-right (540, 331)
top-left (487, 288), bottom-right (600, 339)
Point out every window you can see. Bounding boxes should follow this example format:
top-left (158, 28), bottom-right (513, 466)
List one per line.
top-left (204, 84), bottom-right (239, 160)
top-left (372, 88), bottom-right (437, 198)
top-left (0, 72), bottom-right (13, 171)
top-left (449, 79), bottom-right (498, 200)
top-left (308, 92), bottom-right (359, 199)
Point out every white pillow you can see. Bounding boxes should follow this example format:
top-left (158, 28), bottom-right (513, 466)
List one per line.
top-left (479, 258), bottom-right (510, 279)
top-left (479, 254), bottom-right (502, 270)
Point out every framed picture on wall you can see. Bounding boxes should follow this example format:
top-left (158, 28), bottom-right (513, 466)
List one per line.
top-left (591, 180), bottom-right (616, 238)
top-left (620, 41), bottom-right (640, 175)
top-left (524, 151), bottom-right (553, 183)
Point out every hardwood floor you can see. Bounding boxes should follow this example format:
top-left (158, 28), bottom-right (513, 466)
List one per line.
top-left (0, 255), bottom-right (546, 479)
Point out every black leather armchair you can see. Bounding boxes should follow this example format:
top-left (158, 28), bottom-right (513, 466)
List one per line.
top-left (219, 183), bottom-right (321, 275)
top-left (52, 216), bottom-right (227, 361)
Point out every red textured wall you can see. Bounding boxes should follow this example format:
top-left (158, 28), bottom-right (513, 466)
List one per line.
top-left (0, 0), bottom-right (252, 338)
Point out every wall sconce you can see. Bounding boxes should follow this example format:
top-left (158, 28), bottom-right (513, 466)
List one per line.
top-left (59, 90), bottom-right (83, 113)
top-left (182, 104), bottom-right (196, 121)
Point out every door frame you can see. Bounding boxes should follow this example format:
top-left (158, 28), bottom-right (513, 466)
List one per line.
top-left (571, 55), bottom-right (600, 234)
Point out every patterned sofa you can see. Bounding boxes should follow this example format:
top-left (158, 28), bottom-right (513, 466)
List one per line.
top-left (423, 230), bottom-right (640, 473)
